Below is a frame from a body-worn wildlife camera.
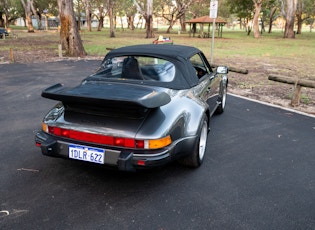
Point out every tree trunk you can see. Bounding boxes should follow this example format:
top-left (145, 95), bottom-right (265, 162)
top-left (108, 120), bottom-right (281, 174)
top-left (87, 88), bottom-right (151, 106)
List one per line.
top-left (97, 5), bottom-right (104, 31)
top-left (296, 1), bottom-right (305, 34)
top-left (310, 17), bottom-right (315, 32)
top-left (120, 16), bottom-right (124, 30)
top-left (282, 0), bottom-right (298, 38)
top-left (253, 1), bottom-right (262, 38)
top-left (77, 13), bottom-right (81, 31)
top-left (108, 2), bottom-right (115, 37)
top-left (20, 0), bottom-right (35, 32)
top-left (268, 7), bottom-right (276, 33)
top-left (83, 0), bottom-right (92, 32)
top-left (145, 15), bottom-right (154, 38)
top-left (58, 0), bottom-right (86, 57)
top-left (180, 14), bottom-right (186, 32)
top-left (127, 15), bottom-right (135, 30)
top-left (166, 16), bottom-right (176, 34)
top-left (0, 11), bottom-right (4, 27)
top-left (133, 0), bottom-right (154, 38)
top-left (296, 13), bottom-right (302, 34)
top-left (145, 0), bottom-right (154, 38)
top-left (32, 5), bottom-right (42, 30)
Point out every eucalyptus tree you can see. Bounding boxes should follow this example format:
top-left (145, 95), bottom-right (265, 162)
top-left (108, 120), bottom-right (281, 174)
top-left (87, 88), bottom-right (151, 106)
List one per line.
top-left (227, 0), bottom-right (253, 31)
top-left (296, 0), bottom-right (315, 34)
top-left (134, 0), bottom-right (154, 38)
top-left (20, 0), bottom-right (36, 32)
top-left (252, 0), bottom-right (263, 38)
top-left (2, 0), bottom-right (57, 31)
top-left (0, 0), bottom-right (23, 28)
top-left (0, 0), bottom-right (9, 27)
top-left (187, 0), bottom-right (209, 19)
top-left (263, 0), bottom-right (280, 33)
top-left (115, 0), bottom-right (137, 30)
top-left (157, 0), bottom-right (194, 33)
top-left (89, 0), bottom-right (106, 31)
top-left (107, 0), bottom-right (115, 37)
top-left (227, 0), bottom-right (263, 35)
top-left (280, 0), bottom-right (298, 38)
top-left (58, 0), bottom-right (86, 56)
top-left (228, 0), bottom-right (284, 37)
top-left (82, 0), bottom-right (92, 31)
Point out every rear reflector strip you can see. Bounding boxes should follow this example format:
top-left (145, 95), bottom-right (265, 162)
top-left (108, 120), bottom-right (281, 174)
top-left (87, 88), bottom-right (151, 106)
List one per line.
top-left (47, 126), bottom-right (137, 148)
top-left (43, 124), bottom-right (171, 150)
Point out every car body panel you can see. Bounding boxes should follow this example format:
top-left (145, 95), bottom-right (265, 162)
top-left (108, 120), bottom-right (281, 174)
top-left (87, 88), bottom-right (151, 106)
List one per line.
top-left (35, 44), bottom-right (228, 171)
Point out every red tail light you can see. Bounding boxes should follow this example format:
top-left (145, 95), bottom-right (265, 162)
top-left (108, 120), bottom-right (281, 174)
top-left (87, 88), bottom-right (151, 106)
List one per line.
top-left (43, 124), bottom-right (171, 149)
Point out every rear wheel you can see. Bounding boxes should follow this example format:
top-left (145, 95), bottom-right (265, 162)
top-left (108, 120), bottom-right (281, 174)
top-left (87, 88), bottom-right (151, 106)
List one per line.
top-left (179, 116), bottom-right (208, 168)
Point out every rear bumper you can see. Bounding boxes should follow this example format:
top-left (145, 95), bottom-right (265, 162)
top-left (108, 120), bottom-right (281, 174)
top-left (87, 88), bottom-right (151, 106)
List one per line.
top-left (35, 131), bottom-right (196, 171)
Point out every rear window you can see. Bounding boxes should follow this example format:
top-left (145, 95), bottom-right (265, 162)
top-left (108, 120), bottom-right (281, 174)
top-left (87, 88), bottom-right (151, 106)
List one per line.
top-left (93, 56), bottom-right (176, 82)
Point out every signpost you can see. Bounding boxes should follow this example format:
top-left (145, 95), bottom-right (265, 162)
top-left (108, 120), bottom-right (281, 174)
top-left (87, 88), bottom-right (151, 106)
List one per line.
top-left (210, 0), bottom-right (218, 64)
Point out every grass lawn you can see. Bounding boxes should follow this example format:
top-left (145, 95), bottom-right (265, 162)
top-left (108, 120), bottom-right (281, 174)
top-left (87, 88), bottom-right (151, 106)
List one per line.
top-left (1, 26), bottom-right (314, 114)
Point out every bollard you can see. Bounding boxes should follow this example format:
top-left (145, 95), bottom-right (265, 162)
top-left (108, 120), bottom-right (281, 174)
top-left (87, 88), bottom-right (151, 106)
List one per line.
top-left (291, 84), bottom-right (302, 107)
top-left (58, 44), bottom-right (63, 58)
top-left (9, 48), bottom-right (15, 62)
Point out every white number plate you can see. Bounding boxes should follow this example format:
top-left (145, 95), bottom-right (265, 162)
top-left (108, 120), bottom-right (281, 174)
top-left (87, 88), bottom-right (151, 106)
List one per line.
top-left (69, 144), bottom-right (105, 164)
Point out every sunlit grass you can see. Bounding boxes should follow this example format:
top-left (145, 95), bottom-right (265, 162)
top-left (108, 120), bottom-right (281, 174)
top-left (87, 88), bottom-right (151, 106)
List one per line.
top-left (80, 28), bottom-right (315, 62)
top-left (2, 26), bottom-right (315, 80)
top-left (8, 26), bottom-right (315, 59)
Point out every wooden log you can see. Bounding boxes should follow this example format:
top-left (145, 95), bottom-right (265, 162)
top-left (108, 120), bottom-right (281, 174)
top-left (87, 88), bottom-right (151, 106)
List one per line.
top-left (228, 66), bottom-right (249, 74)
top-left (268, 75), bottom-right (315, 88)
top-left (210, 63), bottom-right (248, 74)
top-left (269, 74), bottom-right (315, 107)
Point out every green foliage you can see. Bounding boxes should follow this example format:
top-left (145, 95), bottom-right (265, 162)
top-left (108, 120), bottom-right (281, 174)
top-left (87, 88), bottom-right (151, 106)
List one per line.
top-left (186, 0), bottom-right (209, 18)
top-left (33, 0), bottom-right (58, 16)
top-left (301, 94), bottom-right (311, 104)
top-left (226, 0), bottom-right (254, 19)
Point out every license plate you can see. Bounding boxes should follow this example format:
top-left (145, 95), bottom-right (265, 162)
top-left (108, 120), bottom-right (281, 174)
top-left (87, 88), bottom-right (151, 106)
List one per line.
top-left (69, 144), bottom-right (105, 164)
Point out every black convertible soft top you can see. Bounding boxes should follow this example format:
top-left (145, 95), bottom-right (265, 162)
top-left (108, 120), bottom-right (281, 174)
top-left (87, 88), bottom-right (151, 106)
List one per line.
top-left (105, 44), bottom-right (201, 60)
top-left (95, 44), bottom-right (203, 90)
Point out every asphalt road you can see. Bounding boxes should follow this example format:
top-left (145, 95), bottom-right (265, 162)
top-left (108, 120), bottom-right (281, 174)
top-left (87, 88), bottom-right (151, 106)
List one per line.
top-left (1, 61), bottom-right (315, 230)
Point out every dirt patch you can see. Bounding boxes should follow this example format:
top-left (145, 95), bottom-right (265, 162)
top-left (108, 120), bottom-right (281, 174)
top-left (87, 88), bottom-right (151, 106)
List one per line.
top-left (215, 57), bottom-right (315, 116)
top-left (1, 34), bottom-right (314, 116)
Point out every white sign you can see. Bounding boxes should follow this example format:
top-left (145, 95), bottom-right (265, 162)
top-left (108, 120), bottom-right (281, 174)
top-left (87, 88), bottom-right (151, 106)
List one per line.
top-left (210, 0), bottom-right (218, 19)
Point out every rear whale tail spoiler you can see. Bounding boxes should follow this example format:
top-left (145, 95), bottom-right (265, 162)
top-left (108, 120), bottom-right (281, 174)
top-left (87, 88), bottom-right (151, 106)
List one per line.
top-left (41, 83), bottom-right (171, 109)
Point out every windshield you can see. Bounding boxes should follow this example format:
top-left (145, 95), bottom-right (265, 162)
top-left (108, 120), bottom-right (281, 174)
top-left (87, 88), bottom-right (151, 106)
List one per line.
top-left (92, 56), bottom-right (176, 82)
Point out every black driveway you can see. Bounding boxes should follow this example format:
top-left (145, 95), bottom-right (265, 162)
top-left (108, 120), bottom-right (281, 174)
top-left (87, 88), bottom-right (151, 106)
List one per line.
top-left (1, 61), bottom-right (315, 230)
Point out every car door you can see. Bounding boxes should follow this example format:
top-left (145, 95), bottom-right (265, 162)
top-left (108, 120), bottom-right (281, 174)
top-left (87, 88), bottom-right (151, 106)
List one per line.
top-left (189, 53), bottom-right (220, 113)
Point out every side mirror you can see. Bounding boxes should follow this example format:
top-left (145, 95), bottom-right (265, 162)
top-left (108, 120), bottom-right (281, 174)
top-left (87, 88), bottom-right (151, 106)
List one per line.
top-left (216, 66), bottom-right (228, 74)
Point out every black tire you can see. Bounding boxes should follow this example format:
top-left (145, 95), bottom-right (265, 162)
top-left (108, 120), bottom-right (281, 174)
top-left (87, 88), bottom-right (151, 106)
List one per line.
top-left (179, 116), bottom-right (208, 168)
top-left (215, 82), bottom-right (227, 114)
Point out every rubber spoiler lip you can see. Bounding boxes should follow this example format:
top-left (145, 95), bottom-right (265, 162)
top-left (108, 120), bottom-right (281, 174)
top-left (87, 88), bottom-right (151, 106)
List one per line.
top-left (41, 83), bottom-right (171, 109)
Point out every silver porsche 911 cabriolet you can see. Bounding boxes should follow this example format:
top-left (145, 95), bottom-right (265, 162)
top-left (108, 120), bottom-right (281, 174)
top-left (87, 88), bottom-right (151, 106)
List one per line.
top-left (35, 44), bottom-right (228, 171)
